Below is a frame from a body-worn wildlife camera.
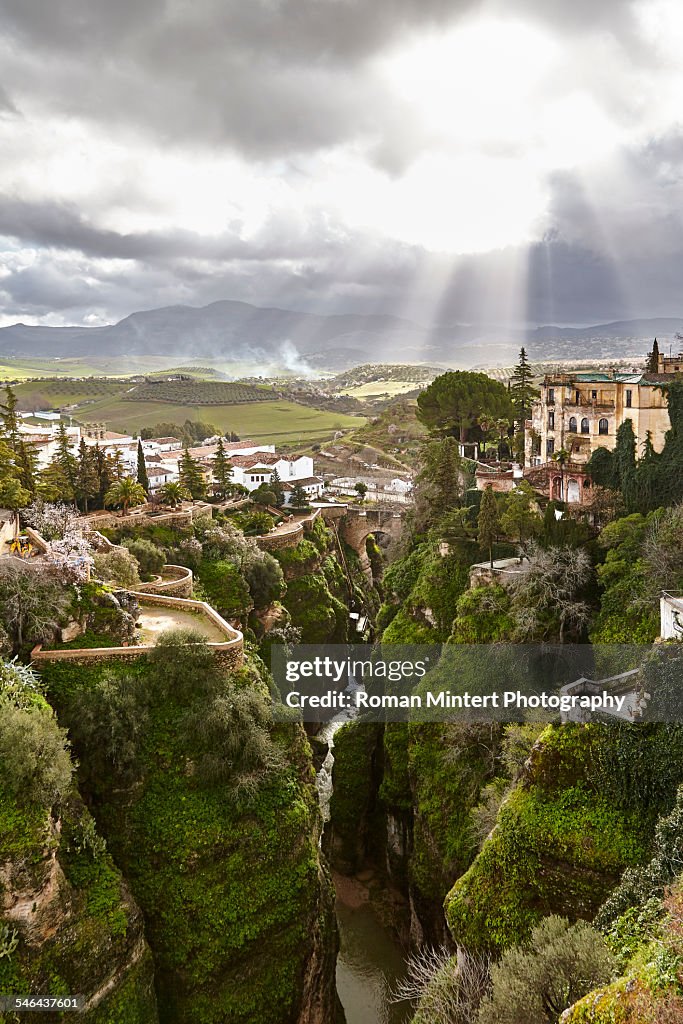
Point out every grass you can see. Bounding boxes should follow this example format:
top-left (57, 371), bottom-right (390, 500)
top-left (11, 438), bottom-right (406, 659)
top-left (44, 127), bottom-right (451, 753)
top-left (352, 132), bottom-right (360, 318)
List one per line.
top-left (10, 377), bottom-right (366, 445)
top-left (91, 398), bottom-right (364, 444)
top-left (340, 380), bottom-right (426, 399)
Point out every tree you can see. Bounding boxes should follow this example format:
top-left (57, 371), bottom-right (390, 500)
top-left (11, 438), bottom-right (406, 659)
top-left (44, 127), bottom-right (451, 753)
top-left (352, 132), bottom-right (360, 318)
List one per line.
top-left (509, 347), bottom-right (539, 426)
top-left (104, 477), bottom-right (146, 516)
top-left (417, 371), bottom-right (513, 441)
top-left (0, 562), bottom-right (71, 650)
top-left (290, 482), bottom-right (310, 508)
top-left (0, 698), bottom-right (73, 808)
top-left (647, 336), bottom-right (660, 373)
top-left (14, 439), bottom-right (39, 497)
top-left (354, 481), bottom-right (368, 502)
top-left (55, 422), bottom-right (78, 499)
top-left (507, 543), bottom-right (593, 643)
top-left (75, 439), bottom-right (98, 513)
top-left (136, 439), bottom-right (150, 493)
top-left (500, 481), bottom-right (542, 559)
top-left (477, 484), bottom-right (500, 570)
top-left (269, 466), bottom-right (284, 508)
top-left (212, 436), bottom-right (233, 499)
top-left (179, 447), bottom-right (207, 500)
top-left (477, 916), bottom-right (614, 1024)
top-left (122, 538), bottom-right (165, 580)
top-left (0, 384), bottom-right (21, 452)
top-left (157, 481), bottom-right (191, 508)
top-left (93, 548), bottom-right (141, 589)
top-left (415, 436), bottom-right (469, 528)
top-left (509, 349), bottom-right (539, 464)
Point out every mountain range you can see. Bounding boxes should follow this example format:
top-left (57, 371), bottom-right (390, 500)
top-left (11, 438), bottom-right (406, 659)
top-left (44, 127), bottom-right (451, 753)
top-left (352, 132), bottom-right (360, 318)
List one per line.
top-left (0, 300), bottom-right (681, 371)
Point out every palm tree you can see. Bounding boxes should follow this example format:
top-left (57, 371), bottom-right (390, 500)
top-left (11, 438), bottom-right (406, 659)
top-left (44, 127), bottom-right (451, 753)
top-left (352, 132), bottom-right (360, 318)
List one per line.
top-left (104, 477), bottom-right (147, 516)
top-left (551, 448), bottom-right (570, 503)
top-left (157, 481), bottom-right (191, 508)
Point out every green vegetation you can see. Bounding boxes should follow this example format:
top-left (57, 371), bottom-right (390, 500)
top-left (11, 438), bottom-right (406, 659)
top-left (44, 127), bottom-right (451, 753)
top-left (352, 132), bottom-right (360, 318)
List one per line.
top-left (40, 638), bottom-right (333, 1023)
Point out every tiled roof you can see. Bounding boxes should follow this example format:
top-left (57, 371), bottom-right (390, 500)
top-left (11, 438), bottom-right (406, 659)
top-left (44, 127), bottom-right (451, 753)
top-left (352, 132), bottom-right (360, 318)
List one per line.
top-left (230, 453), bottom-right (280, 468)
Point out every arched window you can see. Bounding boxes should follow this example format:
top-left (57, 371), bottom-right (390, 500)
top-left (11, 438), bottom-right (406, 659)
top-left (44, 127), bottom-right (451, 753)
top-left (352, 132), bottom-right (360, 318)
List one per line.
top-left (599, 418), bottom-right (609, 435)
top-left (581, 417), bottom-right (590, 434)
top-left (568, 416), bottom-right (577, 433)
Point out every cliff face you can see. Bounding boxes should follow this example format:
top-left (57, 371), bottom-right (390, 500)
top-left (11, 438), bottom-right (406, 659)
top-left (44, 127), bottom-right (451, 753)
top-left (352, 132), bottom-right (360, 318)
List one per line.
top-left (0, 790), bottom-right (157, 1024)
top-left (40, 651), bottom-right (338, 1024)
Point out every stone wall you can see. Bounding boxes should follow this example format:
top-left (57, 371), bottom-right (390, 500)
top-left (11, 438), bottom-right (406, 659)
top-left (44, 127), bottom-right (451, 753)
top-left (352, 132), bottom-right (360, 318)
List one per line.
top-left (83, 501), bottom-right (214, 533)
top-left (137, 565), bottom-right (194, 598)
top-left (256, 524), bottom-right (305, 551)
top-left (31, 592), bottom-right (243, 667)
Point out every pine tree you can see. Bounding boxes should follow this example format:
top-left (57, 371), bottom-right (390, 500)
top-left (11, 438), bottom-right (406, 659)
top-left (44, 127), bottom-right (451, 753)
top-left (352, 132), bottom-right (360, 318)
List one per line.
top-left (179, 447), bottom-right (206, 500)
top-left (76, 439), bottom-right (99, 513)
top-left (136, 439), bottom-right (150, 493)
top-left (55, 422), bottom-right (78, 498)
top-left (478, 484), bottom-right (500, 570)
top-left (269, 466), bottom-right (284, 507)
top-left (415, 436), bottom-right (466, 526)
top-left (14, 439), bottom-right (39, 497)
top-left (509, 348), bottom-right (539, 464)
top-left (290, 482), bottom-right (309, 507)
top-left (0, 385), bottom-right (21, 452)
top-left (212, 436), bottom-right (233, 498)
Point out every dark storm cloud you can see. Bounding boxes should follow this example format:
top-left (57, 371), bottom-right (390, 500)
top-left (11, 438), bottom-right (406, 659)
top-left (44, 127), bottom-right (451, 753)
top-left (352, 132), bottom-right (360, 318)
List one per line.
top-left (0, 0), bottom-right (645, 159)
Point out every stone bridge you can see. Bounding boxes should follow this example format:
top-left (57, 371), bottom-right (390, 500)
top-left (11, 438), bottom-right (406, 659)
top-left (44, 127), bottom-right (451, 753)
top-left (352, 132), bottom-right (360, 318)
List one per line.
top-left (316, 503), bottom-right (405, 561)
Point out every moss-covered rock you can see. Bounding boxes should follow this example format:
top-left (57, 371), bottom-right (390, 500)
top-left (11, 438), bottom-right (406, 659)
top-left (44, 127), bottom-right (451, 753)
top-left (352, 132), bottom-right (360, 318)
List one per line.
top-left (444, 724), bottom-right (679, 953)
top-left (0, 790), bottom-right (157, 1024)
top-left (329, 719), bottom-right (382, 874)
top-left (40, 653), bottom-right (336, 1024)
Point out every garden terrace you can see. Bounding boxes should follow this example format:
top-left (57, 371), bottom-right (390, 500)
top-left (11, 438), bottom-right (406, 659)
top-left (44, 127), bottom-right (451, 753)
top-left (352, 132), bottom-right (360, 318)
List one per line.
top-left (31, 592), bottom-right (243, 668)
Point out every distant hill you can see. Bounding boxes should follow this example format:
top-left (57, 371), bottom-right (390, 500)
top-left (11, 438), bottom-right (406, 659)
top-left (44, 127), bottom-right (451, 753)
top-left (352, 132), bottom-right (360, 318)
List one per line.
top-left (0, 300), bottom-right (680, 372)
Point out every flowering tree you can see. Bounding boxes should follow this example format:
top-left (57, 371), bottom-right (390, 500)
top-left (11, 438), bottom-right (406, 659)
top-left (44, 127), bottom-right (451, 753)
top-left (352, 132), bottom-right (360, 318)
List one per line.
top-left (23, 500), bottom-right (81, 541)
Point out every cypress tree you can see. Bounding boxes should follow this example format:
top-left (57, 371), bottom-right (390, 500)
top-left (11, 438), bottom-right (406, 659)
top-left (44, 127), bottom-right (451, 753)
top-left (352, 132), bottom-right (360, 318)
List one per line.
top-left (509, 348), bottom-right (539, 463)
top-left (76, 439), bottom-right (99, 513)
top-left (647, 337), bottom-right (660, 374)
top-left (137, 439), bottom-right (150, 493)
top-left (477, 484), bottom-right (500, 570)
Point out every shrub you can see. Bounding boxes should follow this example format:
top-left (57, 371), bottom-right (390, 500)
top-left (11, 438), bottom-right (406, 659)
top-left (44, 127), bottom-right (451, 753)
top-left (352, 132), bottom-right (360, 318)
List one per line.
top-left (121, 538), bottom-right (166, 580)
top-left (0, 702), bottom-right (72, 808)
top-left (185, 684), bottom-right (286, 806)
top-left (477, 916), bottom-right (615, 1024)
top-left (93, 549), bottom-right (141, 589)
top-left (67, 672), bottom-right (149, 786)
top-left (196, 559), bottom-right (253, 618)
top-left (242, 551), bottom-right (285, 610)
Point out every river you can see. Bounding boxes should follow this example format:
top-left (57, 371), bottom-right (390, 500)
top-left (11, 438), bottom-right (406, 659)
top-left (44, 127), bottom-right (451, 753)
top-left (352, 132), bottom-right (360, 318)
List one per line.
top-left (316, 713), bottom-right (412, 1024)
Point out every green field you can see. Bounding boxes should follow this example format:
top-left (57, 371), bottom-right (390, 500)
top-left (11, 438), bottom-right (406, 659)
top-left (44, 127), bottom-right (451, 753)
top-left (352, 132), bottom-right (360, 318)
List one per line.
top-left (12, 377), bottom-right (366, 445)
top-left (341, 380), bottom-right (426, 399)
top-left (77, 397), bottom-right (365, 444)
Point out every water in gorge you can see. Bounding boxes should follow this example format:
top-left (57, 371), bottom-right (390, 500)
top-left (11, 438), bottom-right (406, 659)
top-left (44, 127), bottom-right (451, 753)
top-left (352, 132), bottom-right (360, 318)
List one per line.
top-left (316, 711), bottom-right (411, 1024)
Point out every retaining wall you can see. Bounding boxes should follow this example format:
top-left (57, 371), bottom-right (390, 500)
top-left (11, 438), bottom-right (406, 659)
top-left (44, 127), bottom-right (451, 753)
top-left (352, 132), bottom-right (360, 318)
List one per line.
top-left (31, 592), bottom-right (243, 669)
top-left (136, 565), bottom-right (194, 598)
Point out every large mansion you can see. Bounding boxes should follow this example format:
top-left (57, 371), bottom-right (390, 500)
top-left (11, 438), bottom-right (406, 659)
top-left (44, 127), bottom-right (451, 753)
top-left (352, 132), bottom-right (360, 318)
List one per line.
top-left (525, 371), bottom-right (671, 467)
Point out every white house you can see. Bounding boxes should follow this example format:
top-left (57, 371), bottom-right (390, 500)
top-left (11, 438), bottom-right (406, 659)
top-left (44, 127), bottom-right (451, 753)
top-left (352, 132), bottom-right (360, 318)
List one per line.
top-left (281, 476), bottom-right (325, 504)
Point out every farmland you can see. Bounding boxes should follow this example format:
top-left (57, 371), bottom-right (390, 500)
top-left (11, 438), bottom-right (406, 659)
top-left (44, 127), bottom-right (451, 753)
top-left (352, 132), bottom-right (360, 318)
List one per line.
top-left (12, 376), bottom-right (365, 445)
top-left (75, 397), bottom-right (365, 444)
top-left (122, 380), bottom-right (275, 405)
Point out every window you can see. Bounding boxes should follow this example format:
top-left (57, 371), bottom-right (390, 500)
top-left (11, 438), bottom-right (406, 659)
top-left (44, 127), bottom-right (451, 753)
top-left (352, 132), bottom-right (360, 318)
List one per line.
top-left (568, 416), bottom-right (577, 433)
top-left (546, 438), bottom-right (555, 455)
top-left (581, 418), bottom-right (590, 434)
top-left (575, 390), bottom-right (580, 404)
top-left (548, 411), bottom-right (555, 430)
top-left (592, 390), bottom-right (598, 400)
top-left (548, 388), bottom-right (555, 404)
top-left (599, 418), bottom-right (609, 435)
top-left (626, 389), bottom-right (632, 408)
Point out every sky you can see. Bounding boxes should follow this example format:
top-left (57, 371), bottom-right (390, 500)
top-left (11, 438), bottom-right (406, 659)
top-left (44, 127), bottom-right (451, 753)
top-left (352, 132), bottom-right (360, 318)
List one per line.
top-left (1, 0), bottom-right (683, 329)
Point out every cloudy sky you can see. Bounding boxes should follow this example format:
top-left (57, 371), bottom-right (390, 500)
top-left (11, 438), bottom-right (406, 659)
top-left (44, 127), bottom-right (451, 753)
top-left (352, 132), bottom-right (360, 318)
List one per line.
top-left (1, 0), bottom-right (683, 329)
